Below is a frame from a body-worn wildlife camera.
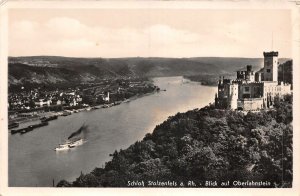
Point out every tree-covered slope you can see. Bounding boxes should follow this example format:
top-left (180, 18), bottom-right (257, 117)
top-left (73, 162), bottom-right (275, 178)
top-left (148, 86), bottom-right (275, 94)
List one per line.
top-left (57, 95), bottom-right (293, 188)
top-left (278, 60), bottom-right (293, 85)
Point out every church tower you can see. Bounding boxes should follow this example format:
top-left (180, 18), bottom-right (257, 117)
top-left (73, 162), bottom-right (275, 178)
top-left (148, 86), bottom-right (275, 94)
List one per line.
top-left (263, 51), bottom-right (278, 81)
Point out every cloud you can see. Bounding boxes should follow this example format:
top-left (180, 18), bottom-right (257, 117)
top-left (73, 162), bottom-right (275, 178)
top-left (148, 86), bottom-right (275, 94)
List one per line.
top-left (46, 17), bottom-right (82, 31)
top-left (10, 17), bottom-right (204, 57)
top-left (9, 14), bottom-right (292, 58)
top-left (12, 20), bottom-right (38, 32)
top-left (45, 17), bottom-right (87, 39)
top-left (10, 20), bottom-right (39, 40)
top-left (146, 24), bottom-right (200, 45)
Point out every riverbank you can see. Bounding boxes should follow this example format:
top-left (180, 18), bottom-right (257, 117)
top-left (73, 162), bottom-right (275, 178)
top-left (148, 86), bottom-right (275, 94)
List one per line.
top-left (183, 74), bottom-right (236, 86)
top-left (9, 76), bottom-right (217, 187)
top-left (9, 86), bottom-right (161, 129)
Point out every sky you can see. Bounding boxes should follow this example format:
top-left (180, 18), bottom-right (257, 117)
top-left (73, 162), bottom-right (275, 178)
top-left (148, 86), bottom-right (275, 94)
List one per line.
top-left (8, 9), bottom-right (292, 58)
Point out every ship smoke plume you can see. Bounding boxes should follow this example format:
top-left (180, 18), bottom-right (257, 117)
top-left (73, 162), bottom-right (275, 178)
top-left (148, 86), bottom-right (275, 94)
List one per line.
top-left (68, 124), bottom-right (88, 140)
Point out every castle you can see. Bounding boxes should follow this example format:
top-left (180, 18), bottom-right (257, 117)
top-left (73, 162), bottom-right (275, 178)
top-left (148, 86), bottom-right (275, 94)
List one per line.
top-left (215, 51), bottom-right (292, 111)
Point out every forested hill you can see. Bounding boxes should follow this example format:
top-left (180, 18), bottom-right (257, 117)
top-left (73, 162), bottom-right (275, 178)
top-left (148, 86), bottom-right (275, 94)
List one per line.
top-left (8, 56), bottom-right (290, 87)
top-left (57, 95), bottom-right (293, 188)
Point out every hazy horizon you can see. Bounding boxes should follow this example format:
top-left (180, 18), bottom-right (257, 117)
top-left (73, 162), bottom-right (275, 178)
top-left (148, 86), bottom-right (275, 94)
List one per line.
top-left (8, 54), bottom-right (292, 59)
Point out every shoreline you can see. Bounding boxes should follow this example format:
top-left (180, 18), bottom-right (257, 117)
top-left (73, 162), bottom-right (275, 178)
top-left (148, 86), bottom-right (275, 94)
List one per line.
top-left (57, 94), bottom-right (293, 187)
top-left (8, 88), bottom-right (161, 129)
top-left (9, 76), bottom-right (218, 187)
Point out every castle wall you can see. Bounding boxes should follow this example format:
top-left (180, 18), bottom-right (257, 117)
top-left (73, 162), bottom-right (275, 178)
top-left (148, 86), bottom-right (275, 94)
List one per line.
top-left (229, 83), bottom-right (238, 110)
top-left (239, 98), bottom-right (264, 111)
top-left (262, 81), bottom-right (291, 101)
top-left (283, 84), bottom-right (292, 95)
top-left (238, 82), bottom-right (264, 99)
top-left (255, 71), bottom-right (263, 82)
top-left (262, 81), bottom-right (278, 98)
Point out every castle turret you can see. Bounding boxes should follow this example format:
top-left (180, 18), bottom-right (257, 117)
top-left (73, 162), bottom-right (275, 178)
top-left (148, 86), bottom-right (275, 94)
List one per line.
top-left (229, 83), bottom-right (238, 110)
top-left (236, 65), bottom-right (254, 82)
top-left (247, 65), bottom-right (252, 72)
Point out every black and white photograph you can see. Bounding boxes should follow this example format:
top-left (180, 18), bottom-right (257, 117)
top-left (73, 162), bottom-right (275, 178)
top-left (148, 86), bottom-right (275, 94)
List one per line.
top-left (0, 1), bottom-right (299, 195)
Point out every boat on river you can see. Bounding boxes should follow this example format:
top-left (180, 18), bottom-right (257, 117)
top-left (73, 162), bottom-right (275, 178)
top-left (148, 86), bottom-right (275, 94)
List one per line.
top-left (11, 121), bottom-right (48, 135)
top-left (55, 144), bottom-right (75, 151)
top-left (11, 127), bottom-right (32, 134)
top-left (55, 138), bottom-right (84, 151)
top-left (69, 138), bottom-right (84, 147)
top-left (40, 115), bottom-right (58, 122)
top-left (123, 99), bottom-right (130, 103)
top-left (62, 111), bottom-right (71, 116)
top-left (8, 122), bottom-right (19, 129)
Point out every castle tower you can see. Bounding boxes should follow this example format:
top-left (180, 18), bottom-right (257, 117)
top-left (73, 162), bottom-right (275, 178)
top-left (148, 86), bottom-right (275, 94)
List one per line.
top-left (263, 51), bottom-right (278, 81)
top-left (229, 83), bottom-right (238, 110)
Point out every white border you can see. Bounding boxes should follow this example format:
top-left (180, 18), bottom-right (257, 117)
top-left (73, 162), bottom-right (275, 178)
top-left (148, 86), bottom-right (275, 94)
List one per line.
top-left (0, 1), bottom-right (299, 196)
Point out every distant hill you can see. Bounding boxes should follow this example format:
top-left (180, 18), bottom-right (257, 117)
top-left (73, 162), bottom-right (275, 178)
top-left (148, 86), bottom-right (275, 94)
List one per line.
top-left (8, 56), bottom-right (291, 87)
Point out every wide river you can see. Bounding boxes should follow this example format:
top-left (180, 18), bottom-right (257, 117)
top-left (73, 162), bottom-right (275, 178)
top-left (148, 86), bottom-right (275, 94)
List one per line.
top-left (9, 76), bottom-right (217, 187)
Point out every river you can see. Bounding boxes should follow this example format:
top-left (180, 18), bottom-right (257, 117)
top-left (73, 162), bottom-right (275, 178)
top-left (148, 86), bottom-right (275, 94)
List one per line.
top-left (9, 76), bottom-right (217, 187)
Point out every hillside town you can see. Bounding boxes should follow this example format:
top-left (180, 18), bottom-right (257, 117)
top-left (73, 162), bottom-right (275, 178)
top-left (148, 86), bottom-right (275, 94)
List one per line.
top-left (8, 77), bottom-right (158, 126)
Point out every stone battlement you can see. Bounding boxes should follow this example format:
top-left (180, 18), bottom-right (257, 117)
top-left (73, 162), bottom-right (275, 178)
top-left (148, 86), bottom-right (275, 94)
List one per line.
top-left (263, 51), bottom-right (278, 57)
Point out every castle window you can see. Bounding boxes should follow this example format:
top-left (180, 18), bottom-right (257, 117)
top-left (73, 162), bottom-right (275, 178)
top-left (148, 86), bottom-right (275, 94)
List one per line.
top-left (244, 87), bottom-right (250, 92)
top-left (267, 69), bottom-right (271, 73)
